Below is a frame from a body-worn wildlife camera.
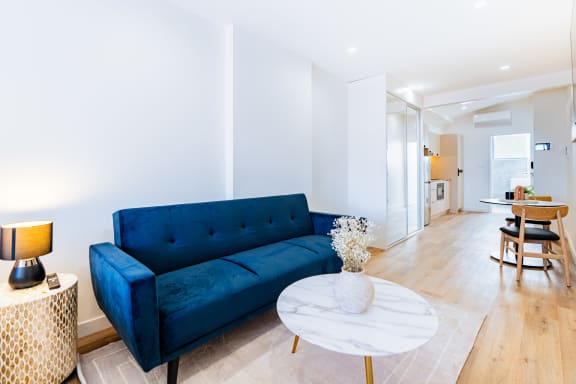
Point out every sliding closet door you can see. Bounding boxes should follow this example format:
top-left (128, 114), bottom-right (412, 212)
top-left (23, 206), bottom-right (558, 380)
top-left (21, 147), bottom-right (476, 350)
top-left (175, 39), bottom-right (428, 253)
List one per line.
top-left (385, 94), bottom-right (408, 245)
top-left (385, 94), bottom-right (422, 247)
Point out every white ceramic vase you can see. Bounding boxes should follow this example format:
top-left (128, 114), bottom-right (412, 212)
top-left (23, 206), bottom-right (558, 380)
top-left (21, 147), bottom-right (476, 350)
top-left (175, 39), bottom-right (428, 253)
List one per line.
top-left (332, 268), bottom-right (375, 313)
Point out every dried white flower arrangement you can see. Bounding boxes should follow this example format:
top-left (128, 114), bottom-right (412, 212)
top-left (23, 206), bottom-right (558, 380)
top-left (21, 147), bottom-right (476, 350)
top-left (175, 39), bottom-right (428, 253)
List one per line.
top-left (329, 216), bottom-right (375, 272)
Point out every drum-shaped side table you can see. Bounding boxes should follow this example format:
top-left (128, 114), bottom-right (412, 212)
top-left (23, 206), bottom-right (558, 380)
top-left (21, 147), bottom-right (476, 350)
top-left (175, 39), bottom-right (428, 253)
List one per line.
top-left (0, 273), bottom-right (78, 384)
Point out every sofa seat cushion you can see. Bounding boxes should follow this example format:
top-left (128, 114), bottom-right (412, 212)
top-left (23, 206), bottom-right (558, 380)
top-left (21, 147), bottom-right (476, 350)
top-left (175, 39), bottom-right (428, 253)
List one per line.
top-left (157, 259), bottom-right (266, 355)
top-left (222, 241), bottom-right (328, 299)
top-left (282, 235), bottom-right (342, 273)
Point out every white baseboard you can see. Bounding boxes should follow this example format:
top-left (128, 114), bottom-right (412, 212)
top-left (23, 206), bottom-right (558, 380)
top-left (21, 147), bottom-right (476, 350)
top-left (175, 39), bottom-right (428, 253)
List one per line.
top-left (78, 315), bottom-right (112, 338)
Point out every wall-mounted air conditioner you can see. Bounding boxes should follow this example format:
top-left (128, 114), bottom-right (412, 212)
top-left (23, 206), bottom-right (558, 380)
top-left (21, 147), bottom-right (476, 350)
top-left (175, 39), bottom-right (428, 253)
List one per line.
top-left (473, 110), bottom-right (511, 128)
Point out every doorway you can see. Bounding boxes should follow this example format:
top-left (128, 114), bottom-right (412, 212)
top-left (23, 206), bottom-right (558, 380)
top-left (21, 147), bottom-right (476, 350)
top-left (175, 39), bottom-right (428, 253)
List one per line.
top-left (490, 133), bottom-right (532, 200)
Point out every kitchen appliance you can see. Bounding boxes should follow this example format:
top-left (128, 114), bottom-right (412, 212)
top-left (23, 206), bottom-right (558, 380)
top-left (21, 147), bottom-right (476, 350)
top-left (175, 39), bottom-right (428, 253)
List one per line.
top-left (437, 182), bottom-right (445, 201)
top-left (423, 155), bottom-right (431, 226)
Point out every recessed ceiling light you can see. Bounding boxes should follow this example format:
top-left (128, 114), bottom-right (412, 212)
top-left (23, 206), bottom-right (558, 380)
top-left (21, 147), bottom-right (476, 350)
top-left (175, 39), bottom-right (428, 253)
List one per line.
top-left (347, 46), bottom-right (358, 54)
top-left (500, 65), bottom-right (511, 71)
top-left (474, 0), bottom-right (487, 9)
top-left (460, 104), bottom-right (469, 111)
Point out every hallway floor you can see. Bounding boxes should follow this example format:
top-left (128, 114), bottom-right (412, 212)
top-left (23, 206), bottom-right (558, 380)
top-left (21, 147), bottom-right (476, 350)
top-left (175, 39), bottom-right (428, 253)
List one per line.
top-left (367, 211), bottom-right (576, 384)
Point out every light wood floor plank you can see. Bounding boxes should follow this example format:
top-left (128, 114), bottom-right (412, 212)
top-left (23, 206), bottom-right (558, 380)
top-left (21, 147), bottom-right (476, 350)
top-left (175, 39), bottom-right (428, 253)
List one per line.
top-left (558, 305), bottom-right (576, 384)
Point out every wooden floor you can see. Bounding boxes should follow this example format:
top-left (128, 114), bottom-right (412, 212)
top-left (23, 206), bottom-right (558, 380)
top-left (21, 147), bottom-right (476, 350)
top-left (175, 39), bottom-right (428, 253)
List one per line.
top-left (70, 211), bottom-right (576, 383)
top-left (366, 211), bottom-right (576, 384)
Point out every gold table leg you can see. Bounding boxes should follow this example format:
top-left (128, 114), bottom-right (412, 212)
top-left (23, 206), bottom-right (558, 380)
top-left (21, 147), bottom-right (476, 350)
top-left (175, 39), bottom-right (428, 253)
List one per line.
top-left (290, 337), bottom-right (373, 383)
top-left (364, 356), bottom-right (374, 384)
top-left (291, 335), bottom-right (300, 353)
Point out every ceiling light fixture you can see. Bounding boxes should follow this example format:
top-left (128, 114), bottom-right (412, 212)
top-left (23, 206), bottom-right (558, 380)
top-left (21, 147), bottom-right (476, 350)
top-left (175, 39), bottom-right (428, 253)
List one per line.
top-left (474, 0), bottom-right (487, 9)
top-left (346, 46), bottom-right (358, 54)
top-left (500, 65), bottom-right (511, 71)
top-left (461, 105), bottom-right (469, 111)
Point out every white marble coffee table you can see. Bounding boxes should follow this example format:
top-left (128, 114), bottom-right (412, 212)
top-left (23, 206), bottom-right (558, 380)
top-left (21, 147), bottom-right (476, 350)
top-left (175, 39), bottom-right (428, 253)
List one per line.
top-left (277, 274), bottom-right (438, 384)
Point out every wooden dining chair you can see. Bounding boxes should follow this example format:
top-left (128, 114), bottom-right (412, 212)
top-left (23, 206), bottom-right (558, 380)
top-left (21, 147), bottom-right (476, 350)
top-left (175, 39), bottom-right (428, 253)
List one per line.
top-left (528, 195), bottom-right (554, 201)
top-left (504, 195), bottom-right (552, 228)
top-left (499, 204), bottom-right (570, 287)
top-left (503, 196), bottom-right (554, 255)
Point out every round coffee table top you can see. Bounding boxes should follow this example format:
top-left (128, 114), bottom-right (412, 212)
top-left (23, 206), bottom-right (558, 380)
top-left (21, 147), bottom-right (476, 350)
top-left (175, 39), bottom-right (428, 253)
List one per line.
top-left (277, 274), bottom-right (438, 357)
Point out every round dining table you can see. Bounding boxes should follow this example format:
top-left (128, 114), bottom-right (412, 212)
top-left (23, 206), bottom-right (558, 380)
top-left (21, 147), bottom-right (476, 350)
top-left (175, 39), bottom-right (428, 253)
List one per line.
top-left (479, 198), bottom-right (566, 208)
top-left (479, 198), bottom-right (566, 268)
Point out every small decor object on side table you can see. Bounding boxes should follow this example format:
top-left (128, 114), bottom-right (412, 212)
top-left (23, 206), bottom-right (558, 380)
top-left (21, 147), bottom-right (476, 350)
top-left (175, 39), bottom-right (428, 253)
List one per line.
top-left (330, 216), bottom-right (376, 313)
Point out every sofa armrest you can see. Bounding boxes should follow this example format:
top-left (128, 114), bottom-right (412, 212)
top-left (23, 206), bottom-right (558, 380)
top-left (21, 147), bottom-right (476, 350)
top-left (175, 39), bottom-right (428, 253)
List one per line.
top-left (89, 242), bottom-right (161, 371)
top-left (310, 211), bottom-right (344, 236)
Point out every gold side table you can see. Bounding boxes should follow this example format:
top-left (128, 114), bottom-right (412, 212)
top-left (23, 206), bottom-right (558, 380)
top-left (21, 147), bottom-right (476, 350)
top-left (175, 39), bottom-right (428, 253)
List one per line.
top-left (0, 273), bottom-right (78, 384)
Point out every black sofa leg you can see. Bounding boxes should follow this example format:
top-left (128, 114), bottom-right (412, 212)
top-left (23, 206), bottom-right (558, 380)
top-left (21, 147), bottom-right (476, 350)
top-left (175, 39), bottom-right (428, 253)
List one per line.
top-left (167, 357), bottom-right (180, 384)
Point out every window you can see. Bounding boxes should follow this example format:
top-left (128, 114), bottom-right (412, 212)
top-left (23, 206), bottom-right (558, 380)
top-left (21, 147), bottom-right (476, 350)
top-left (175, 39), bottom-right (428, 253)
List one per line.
top-left (493, 133), bottom-right (531, 159)
top-left (490, 133), bottom-right (532, 200)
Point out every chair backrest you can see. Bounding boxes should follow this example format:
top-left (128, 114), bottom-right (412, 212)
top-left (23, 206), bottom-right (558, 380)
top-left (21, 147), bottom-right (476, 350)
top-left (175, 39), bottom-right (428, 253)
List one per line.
top-left (511, 204), bottom-right (569, 221)
top-left (528, 195), bottom-right (553, 201)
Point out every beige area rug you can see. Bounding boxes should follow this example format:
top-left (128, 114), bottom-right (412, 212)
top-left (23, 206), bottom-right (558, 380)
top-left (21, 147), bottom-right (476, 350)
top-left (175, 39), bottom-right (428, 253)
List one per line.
top-left (78, 298), bottom-right (486, 384)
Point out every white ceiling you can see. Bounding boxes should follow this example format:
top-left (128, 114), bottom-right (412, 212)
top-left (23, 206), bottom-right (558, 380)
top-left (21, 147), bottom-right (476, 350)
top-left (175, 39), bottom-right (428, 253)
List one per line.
top-left (168, 0), bottom-right (573, 96)
top-left (427, 91), bottom-right (532, 124)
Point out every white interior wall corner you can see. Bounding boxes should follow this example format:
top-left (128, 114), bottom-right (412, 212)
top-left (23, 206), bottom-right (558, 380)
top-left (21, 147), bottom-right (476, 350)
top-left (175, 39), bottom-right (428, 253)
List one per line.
top-left (232, 26), bottom-right (313, 199)
top-left (347, 76), bottom-right (388, 248)
top-left (310, 66), bottom-right (349, 214)
top-left (224, 24), bottom-right (235, 200)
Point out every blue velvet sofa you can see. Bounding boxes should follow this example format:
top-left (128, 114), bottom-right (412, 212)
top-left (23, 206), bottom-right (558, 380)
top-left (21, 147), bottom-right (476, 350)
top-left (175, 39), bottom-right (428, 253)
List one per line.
top-left (89, 194), bottom-right (342, 384)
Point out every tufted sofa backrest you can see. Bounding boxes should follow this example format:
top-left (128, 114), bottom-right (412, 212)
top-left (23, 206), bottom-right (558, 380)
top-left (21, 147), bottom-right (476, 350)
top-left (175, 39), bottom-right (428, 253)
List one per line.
top-left (113, 194), bottom-right (314, 275)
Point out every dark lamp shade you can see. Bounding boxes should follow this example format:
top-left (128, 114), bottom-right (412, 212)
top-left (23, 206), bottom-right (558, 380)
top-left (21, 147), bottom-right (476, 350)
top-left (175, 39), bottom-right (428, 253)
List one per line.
top-left (0, 221), bottom-right (53, 261)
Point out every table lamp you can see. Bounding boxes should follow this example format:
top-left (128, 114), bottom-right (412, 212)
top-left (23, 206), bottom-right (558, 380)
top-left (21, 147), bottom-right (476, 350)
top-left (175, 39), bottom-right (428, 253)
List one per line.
top-left (0, 220), bottom-right (53, 289)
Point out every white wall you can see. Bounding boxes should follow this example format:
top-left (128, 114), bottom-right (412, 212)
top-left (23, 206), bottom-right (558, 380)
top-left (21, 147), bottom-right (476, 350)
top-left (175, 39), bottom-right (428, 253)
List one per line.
top-left (533, 88), bottom-right (572, 203)
top-left (428, 132), bottom-right (441, 155)
top-left (451, 98), bottom-right (534, 211)
top-left (310, 66), bottom-right (349, 214)
top-left (0, 1), bottom-right (367, 337)
top-left (0, 0), bottom-right (227, 334)
top-left (348, 76), bottom-right (388, 248)
top-left (232, 27), bottom-right (312, 198)
top-left (533, 87), bottom-right (574, 241)
top-left (570, 139), bottom-right (576, 247)
top-left (0, 4), bottom-right (354, 335)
